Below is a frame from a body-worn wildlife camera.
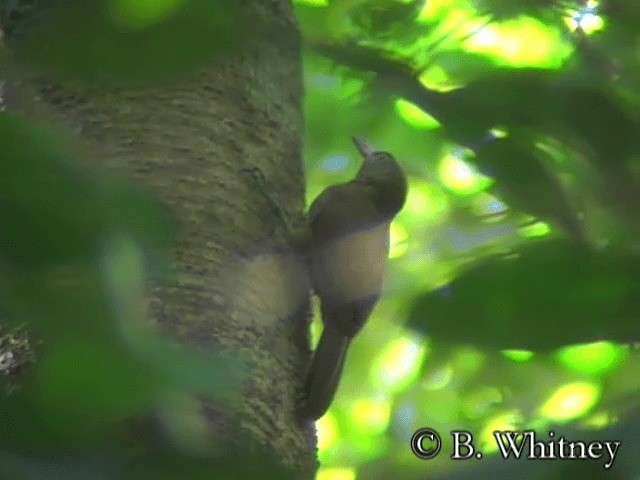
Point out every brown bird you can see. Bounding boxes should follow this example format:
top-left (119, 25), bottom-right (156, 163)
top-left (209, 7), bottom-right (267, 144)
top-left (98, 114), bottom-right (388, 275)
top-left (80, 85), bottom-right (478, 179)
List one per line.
top-left (302, 137), bottom-right (407, 420)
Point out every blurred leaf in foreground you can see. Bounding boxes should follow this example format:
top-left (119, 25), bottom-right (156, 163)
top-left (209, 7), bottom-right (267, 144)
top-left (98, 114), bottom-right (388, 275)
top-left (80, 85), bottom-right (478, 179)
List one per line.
top-left (0, 112), bottom-right (176, 267)
top-left (2, 0), bottom-right (244, 85)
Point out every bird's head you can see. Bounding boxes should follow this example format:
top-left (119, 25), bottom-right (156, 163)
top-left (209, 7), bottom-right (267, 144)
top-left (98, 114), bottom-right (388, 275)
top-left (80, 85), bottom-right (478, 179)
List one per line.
top-left (352, 136), bottom-right (407, 215)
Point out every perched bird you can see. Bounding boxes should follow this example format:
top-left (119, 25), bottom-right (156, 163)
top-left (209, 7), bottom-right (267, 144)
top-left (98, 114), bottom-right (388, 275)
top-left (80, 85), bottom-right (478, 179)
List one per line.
top-left (302, 137), bottom-right (407, 420)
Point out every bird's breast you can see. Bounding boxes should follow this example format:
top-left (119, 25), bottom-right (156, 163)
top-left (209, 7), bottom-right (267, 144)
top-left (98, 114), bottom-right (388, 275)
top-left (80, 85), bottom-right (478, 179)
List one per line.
top-left (311, 222), bottom-right (390, 302)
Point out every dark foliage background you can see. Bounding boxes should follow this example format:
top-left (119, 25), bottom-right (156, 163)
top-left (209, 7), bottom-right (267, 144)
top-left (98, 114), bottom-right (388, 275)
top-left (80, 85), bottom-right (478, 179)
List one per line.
top-left (1, 0), bottom-right (639, 479)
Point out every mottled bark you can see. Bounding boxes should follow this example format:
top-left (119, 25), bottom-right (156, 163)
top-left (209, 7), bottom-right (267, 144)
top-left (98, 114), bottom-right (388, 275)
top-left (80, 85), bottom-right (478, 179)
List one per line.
top-left (2, 0), bottom-right (316, 477)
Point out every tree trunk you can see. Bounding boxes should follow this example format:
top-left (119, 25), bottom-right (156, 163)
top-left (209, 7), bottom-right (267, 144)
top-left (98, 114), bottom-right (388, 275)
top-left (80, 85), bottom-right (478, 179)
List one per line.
top-left (1, 0), bottom-right (317, 477)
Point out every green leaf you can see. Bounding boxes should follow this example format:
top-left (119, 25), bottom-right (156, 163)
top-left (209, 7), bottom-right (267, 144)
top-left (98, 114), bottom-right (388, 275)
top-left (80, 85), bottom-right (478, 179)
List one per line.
top-left (0, 117), bottom-right (243, 448)
top-left (0, 450), bottom-right (119, 480)
top-left (125, 450), bottom-right (296, 480)
top-left (100, 236), bottom-right (248, 398)
top-left (474, 136), bottom-right (584, 241)
top-left (408, 240), bottom-right (640, 350)
top-left (31, 337), bottom-right (162, 436)
top-left (430, 51), bottom-right (499, 84)
top-left (436, 71), bottom-right (640, 173)
top-left (0, 113), bottom-right (175, 267)
top-left (0, 113), bottom-right (107, 265)
top-left (473, 0), bottom-right (564, 20)
top-left (5, 0), bottom-right (244, 85)
top-left (554, 85), bottom-right (640, 174)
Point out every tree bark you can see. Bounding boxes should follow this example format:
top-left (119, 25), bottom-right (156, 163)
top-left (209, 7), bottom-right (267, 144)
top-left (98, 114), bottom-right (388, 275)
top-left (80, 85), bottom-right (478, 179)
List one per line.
top-left (1, 0), bottom-right (317, 477)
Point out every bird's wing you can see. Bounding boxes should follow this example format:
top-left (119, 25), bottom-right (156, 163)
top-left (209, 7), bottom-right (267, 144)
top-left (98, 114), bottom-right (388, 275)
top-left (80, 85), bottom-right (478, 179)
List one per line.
top-left (308, 183), bottom-right (380, 241)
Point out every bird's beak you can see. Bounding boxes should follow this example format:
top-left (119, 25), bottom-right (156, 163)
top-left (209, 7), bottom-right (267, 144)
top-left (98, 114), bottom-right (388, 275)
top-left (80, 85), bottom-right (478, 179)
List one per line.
top-left (352, 136), bottom-right (374, 159)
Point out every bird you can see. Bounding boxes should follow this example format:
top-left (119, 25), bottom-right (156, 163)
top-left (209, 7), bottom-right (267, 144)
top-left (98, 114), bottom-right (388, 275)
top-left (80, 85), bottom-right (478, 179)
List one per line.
top-left (301, 137), bottom-right (407, 420)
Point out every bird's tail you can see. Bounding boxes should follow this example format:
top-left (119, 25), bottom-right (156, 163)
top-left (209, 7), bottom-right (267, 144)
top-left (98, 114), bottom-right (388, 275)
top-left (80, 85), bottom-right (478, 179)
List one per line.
top-left (302, 325), bottom-right (350, 420)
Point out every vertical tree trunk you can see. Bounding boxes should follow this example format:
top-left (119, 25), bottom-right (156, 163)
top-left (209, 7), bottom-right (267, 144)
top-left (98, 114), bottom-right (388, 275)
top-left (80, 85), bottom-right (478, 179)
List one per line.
top-left (2, 0), bottom-right (317, 477)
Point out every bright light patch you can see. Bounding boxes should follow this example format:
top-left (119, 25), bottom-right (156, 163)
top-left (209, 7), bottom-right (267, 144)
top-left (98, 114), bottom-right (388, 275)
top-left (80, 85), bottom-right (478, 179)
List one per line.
top-left (423, 364), bottom-right (453, 390)
top-left (320, 155), bottom-right (349, 172)
top-left (465, 18), bottom-right (569, 67)
top-left (310, 301), bottom-right (323, 347)
top-left (404, 178), bottom-right (448, 220)
top-left (395, 99), bottom-right (440, 129)
top-left (417, 0), bottom-right (455, 21)
top-left (578, 13), bottom-right (603, 32)
top-left (317, 412), bottom-right (339, 451)
top-left (436, 7), bottom-right (477, 34)
top-left (490, 127), bottom-right (508, 138)
top-left (389, 221), bottom-right (409, 259)
top-left (485, 197), bottom-right (507, 215)
top-left (317, 468), bottom-right (356, 480)
top-left (555, 342), bottom-right (625, 375)
top-left (350, 399), bottom-right (391, 435)
top-left (296, 0), bottom-right (329, 6)
top-left (438, 153), bottom-right (492, 195)
top-left (501, 349), bottom-right (534, 362)
top-left (109, 0), bottom-right (187, 29)
top-left (472, 25), bottom-right (498, 46)
top-left (519, 221), bottom-right (552, 238)
top-left (565, 3), bottom-right (604, 34)
top-left (480, 410), bottom-right (523, 452)
top-left (582, 411), bottom-right (616, 429)
top-left (372, 336), bottom-right (427, 392)
top-left (419, 65), bottom-right (458, 92)
top-left (539, 382), bottom-right (601, 422)
top-left (351, 435), bottom-right (387, 460)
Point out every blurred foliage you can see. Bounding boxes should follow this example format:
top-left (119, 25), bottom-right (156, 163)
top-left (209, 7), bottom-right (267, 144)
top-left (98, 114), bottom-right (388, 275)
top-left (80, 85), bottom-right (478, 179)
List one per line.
top-left (0, 114), bottom-right (175, 265)
top-left (1, 0), bottom-right (640, 479)
top-left (295, 0), bottom-right (640, 479)
top-left (0, 113), bottom-right (250, 476)
top-left (0, 0), bottom-right (245, 85)
top-left (408, 239), bottom-right (640, 350)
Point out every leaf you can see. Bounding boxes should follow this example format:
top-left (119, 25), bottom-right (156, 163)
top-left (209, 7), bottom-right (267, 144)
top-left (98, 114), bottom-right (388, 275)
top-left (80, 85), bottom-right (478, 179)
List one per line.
top-left (100, 236), bottom-right (248, 398)
top-left (429, 51), bottom-right (499, 84)
top-left (349, 0), bottom-right (425, 37)
top-left (0, 247), bottom-right (245, 449)
top-left (423, 69), bottom-right (554, 148)
top-left (0, 450), bottom-right (119, 480)
top-left (125, 450), bottom-right (296, 480)
top-left (0, 320), bottom-right (165, 447)
top-left (0, 112), bottom-right (243, 450)
top-left (407, 240), bottom-right (640, 350)
top-left (104, 184), bottom-right (178, 265)
top-left (30, 337), bottom-right (162, 438)
top-left (0, 113), bottom-right (108, 265)
top-left (0, 113), bottom-right (175, 267)
top-left (474, 136), bottom-right (584, 242)
top-left (472, 0), bottom-right (566, 21)
top-left (431, 71), bottom-right (640, 223)
top-left (554, 85), bottom-right (640, 174)
top-left (4, 0), bottom-right (244, 85)
top-left (0, 446), bottom-right (296, 480)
